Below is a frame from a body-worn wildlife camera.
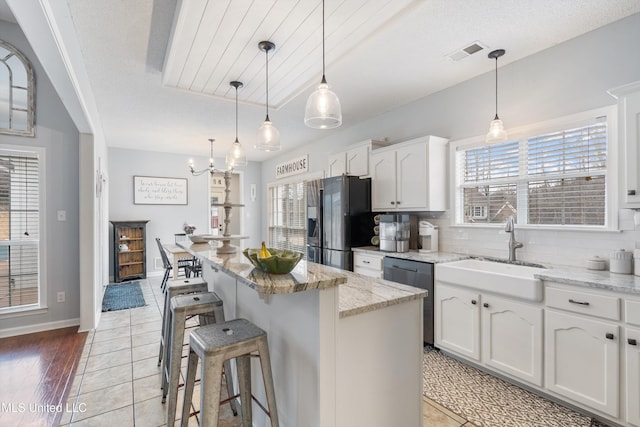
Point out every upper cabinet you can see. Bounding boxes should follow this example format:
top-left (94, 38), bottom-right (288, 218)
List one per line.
top-left (609, 81), bottom-right (640, 208)
top-left (326, 140), bottom-right (389, 178)
top-left (371, 135), bottom-right (448, 212)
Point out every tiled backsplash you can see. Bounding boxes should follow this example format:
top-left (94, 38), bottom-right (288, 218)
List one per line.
top-left (422, 209), bottom-right (640, 269)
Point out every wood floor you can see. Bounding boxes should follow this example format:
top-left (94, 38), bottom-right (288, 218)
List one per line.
top-left (0, 326), bottom-right (87, 427)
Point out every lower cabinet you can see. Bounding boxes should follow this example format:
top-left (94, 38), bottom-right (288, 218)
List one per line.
top-left (353, 252), bottom-right (384, 279)
top-left (434, 279), bottom-right (640, 426)
top-left (481, 296), bottom-right (543, 386)
top-left (544, 309), bottom-right (619, 417)
top-left (435, 283), bottom-right (543, 386)
top-left (435, 284), bottom-right (480, 361)
top-left (626, 327), bottom-right (640, 426)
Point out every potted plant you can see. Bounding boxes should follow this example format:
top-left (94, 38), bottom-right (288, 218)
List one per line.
top-left (183, 223), bottom-right (196, 235)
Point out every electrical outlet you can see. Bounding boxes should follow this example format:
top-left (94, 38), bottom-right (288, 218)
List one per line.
top-left (57, 291), bottom-right (65, 303)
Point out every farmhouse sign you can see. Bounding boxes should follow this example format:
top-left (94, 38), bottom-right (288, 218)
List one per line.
top-left (276, 154), bottom-right (309, 179)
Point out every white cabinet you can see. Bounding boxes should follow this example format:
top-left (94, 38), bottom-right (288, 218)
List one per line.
top-left (481, 295), bottom-right (543, 386)
top-left (370, 135), bottom-right (448, 211)
top-left (609, 81), bottom-right (640, 208)
top-left (435, 283), bottom-right (543, 386)
top-left (544, 309), bottom-right (619, 417)
top-left (327, 140), bottom-right (387, 178)
top-left (626, 326), bottom-right (640, 426)
top-left (435, 283), bottom-right (480, 360)
top-left (353, 252), bottom-right (384, 279)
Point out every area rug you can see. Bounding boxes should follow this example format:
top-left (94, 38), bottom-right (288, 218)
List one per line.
top-left (423, 347), bottom-right (609, 427)
top-left (101, 281), bottom-right (146, 312)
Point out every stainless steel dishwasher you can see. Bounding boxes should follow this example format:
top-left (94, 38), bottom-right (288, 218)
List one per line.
top-left (383, 257), bottom-right (434, 346)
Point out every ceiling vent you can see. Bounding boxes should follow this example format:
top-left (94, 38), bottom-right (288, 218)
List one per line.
top-left (446, 41), bottom-right (486, 62)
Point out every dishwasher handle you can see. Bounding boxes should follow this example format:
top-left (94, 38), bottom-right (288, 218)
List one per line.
top-left (390, 264), bottom-right (418, 273)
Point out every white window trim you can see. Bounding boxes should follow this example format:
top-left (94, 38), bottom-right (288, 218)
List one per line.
top-left (448, 106), bottom-right (618, 231)
top-left (0, 144), bottom-right (47, 317)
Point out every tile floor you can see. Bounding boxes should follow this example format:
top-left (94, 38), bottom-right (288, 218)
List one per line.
top-left (61, 277), bottom-right (477, 426)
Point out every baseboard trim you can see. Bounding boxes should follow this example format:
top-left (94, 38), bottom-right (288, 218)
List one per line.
top-left (0, 318), bottom-right (81, 339)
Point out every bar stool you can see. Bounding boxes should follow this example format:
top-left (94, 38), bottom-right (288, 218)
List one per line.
top-left (181, 318), bottom-right (279, 427)
top-left (158, 277), bottom-right (208, 368)
top-left (163, 292), bottom-right (238, 427)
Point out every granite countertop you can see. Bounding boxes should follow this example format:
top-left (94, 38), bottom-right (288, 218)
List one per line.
top-left (179, 242), bottom-right (430, 316)
top-left (534, 266), bottom-right (640, 295)
top-left (353, 246), bottom-right (469, 264)
top-left (337, 270), bottom-right (428, 318)
top-left (354, 246), bottom-right (640, 297)
top-left (179, 243), bottom-right (347, 294)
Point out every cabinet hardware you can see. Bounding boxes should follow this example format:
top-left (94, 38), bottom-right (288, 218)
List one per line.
top-left (363, 260), bottom-right (370, 264)
top-left (629, 189), bottom-right (637, 196)
top-left (606, 333), bottom-right (615, 340)
top-left (471, 299), bottom-right (477, 305)
top-left (390, 201), bottom-right (395, 205)
top-left (568, 299), bottom-right (590, 306)
top-left (396, 201), bottom-right (401, 205)
top-left (483, 302), bottom-right (489, 308)
top-left (629, 338), bottom-right (638, 346)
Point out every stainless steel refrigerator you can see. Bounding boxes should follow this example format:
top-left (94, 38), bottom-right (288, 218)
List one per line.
top-left (306, 175), bottom-right (373, 271)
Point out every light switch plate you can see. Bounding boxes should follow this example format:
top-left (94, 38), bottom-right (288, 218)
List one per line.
top-left (57, 210), bottom-right (66, 221)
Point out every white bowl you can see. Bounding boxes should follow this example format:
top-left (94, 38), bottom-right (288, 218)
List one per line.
top-left (188, 234), bottom-right (207, 243)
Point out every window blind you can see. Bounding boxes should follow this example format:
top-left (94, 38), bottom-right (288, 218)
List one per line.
top-left (457, 117), bottom-right (608, 227)
top-left (0, 150), bottom-right (40, 309)
top-left (267, 180), bottom-right (307, 255)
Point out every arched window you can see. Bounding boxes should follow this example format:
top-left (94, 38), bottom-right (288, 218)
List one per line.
top-left (0, 40), bottom-right (35, 137)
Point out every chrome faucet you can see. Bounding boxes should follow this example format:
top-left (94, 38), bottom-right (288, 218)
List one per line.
top-left (505, 216), bottom-right (523, 263)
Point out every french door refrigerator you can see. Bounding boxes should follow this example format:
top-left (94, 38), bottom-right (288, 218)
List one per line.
top-left (307, 175), bottom-right (372, 271)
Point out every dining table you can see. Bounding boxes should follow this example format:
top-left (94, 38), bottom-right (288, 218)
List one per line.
top-left (162, 243), bottom-right (194, 279)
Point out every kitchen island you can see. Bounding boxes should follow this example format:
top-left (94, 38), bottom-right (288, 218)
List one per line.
top-left (178, 242), bottom-right (427, 427)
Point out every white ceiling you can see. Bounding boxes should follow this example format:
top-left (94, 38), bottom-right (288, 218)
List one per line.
top-left (3, 0), bottom-right (640, 162)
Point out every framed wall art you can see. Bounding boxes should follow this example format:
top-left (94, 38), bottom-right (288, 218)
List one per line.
top-left (133, 176), bottom-right (188, 205)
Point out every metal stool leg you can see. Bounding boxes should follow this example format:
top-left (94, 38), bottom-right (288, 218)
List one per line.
top-left (257, 336), bottom-right (280, 426)
top-left (200, 353), bottom-right (224, 427)
top-left (180, 347), bottom-right (198, 427)
top-left (237, 354), bottom-right (252, 427)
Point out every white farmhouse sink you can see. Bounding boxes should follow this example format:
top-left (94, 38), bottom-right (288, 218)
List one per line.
top-left (435, 259), bottom-right (544, 302)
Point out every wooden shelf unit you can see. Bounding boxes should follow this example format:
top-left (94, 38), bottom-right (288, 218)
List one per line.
top-left (111, 220), bottom-right (149, 283)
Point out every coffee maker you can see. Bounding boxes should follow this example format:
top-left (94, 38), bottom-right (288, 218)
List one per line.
top-left (379, 214), bottom-right (417, 253)
top-left (418, 221), bottom-right (439, 253)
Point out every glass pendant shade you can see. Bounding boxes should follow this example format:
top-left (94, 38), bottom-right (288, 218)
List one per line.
top-left (226, 139), bottom-right (247, 169)
top-left (304, 79), bottom-right (342, 129)
top-left (486, 115), bottom-right (508, 143)
top-left (256, 118), bottom-right (281, 151)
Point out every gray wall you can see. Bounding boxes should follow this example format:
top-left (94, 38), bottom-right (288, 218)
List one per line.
top-left (259, 13), bottom-right (640, 267)
top-left (108, 147), bottom-right (262, 278)
top-left (0, 21), bottom-right (81, 334)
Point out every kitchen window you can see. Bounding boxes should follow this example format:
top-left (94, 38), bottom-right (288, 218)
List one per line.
top-left (0, 146), bottom-right (44, 313)
top-left (453, 108), bottom-right (614, 228)
top-left (267, 179), bottom-right (307, 254)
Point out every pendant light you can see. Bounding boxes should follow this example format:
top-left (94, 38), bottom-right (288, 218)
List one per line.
top-left (256, 41), bottom-right (281, 151)
top-left (304, 0), bottom-right (342, 129)
top-left (486, 49), bottom-right (508, 143)
top-left (226, 81), bottom-right (247, 169)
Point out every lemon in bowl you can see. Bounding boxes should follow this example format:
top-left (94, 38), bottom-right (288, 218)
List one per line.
top-left (243, 247), bottom-right (303, 274)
